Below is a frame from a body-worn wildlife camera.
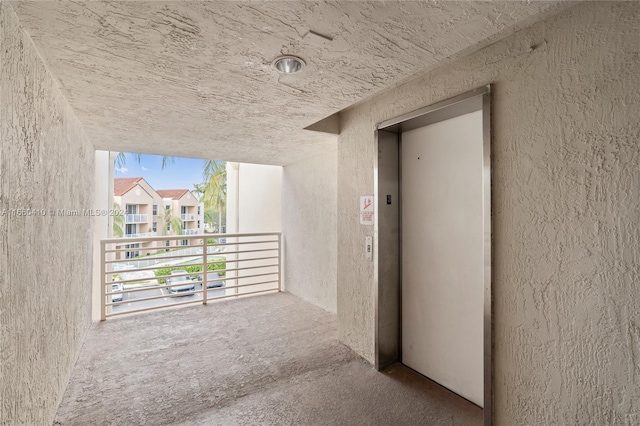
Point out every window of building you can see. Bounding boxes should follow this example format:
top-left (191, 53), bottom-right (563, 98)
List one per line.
top-left (153, 204), bottom-right (158, 215)
top-left (152, 222), bottom-right (157, 232)
top-left (126, 224), bottom-right (136, 236)
top-left (125, 243), bottom-right (140, 259)
top-left (182, 239), bottom-right (188, 246)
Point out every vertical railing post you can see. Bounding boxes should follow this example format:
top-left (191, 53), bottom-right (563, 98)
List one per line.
top-left (100, 241), bottom-right (106, 321)
top-left (202, 236), bottom-right (208, 305)
top-left (277, 233), bottom-right (282, 292)
top-left (231, 236), bottom-right (239, 297)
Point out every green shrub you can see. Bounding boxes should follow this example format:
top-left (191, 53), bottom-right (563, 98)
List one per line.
top-left (154, 259), bottom-right (226, 284)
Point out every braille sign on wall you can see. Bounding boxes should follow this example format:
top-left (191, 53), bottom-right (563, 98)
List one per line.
top-left (360, 195), bottom-right (374, 225)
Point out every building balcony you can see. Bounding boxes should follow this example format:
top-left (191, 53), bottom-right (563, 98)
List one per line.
top-left (181, 213), bottom-right (196, 221)
top-left (182, 228), bottom-right (199, 235)
top-left (125, 214), bottom-right (148, 223)
top-left (124, 232), bottom-right (152, 238)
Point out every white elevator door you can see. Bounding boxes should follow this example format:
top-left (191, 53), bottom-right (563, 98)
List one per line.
top-left (401, 110), bottom-right (484, 407)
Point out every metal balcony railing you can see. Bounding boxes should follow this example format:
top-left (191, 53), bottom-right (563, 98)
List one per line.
top-left (125, 214), bottom-right (148, 223)
top-left (124, 232), bottom-right (152, 238)
top-left (101, 232), bottom-right (281, 320)
top-left (180, 213), bottom-right (196, 221)
top-left (182, 229), bottom-right (199, 235)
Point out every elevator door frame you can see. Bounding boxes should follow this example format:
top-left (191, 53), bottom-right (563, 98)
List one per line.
top-left (373, 85), bottom-right (492, 425)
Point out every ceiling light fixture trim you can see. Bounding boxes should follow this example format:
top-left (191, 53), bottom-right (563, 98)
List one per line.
top-left (273, 55), bottom-right (306, 74)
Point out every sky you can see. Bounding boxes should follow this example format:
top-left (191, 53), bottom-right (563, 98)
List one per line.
top-left (114, 153), bottom-right (212, 193)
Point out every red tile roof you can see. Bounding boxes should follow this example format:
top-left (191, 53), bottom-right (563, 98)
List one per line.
top-left (157, 189), bottom-right (190, 200)
top-left (113, 178), bottom-right (143, 196)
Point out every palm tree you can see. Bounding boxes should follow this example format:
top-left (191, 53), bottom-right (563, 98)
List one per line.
top-left (200, 160), bottom-right (226, 233)
top-left (192, 183), bottom-right (205, 200)
top-left (161, 207), bottom-right (184, 238)
top-left (113, 202), bottom-right (124, 237)
top-left (115, 152), bottom-right (174, 170)
top-left (203, 207), bottom-right (216, 230)
top-left (193, 183), bottom-right (217, 231)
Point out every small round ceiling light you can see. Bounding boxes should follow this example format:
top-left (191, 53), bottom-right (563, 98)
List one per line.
top-left (273, 55), bottom-right (305, 74)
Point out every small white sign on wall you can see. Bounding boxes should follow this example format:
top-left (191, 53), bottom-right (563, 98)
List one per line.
top-left (360, 195), bottom-right (374, 225)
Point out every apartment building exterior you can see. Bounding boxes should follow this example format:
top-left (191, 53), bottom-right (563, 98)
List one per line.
top-left (113, 177), bottom-right (162, 258)
top-left (157, 189), bottom-right (205, 247)
top-left (113, 178), bottom-right (204, 256)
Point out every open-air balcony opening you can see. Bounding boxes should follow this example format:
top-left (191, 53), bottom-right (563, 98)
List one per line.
top-left (101, 153), bottom-right (285, 320)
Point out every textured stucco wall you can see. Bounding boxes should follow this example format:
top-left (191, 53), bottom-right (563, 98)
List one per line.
top-left (282, 150), bottom-right (338, 314)
top-left (337, 2), bottom-right (640, 424)
top-left (0, 4), bottom-right (95, 424)
top-left (227, 163), bottom-right (282, 234)
top-left (225, 163), bottom-right (282, 295)
top-left (237, 163), bottom-right (282, 234)
top-left (91, 151), bottom-right (112, 322)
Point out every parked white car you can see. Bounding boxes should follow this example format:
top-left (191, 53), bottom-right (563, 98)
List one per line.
top-left (167, 270), bottom-right (195, 294)
top-left (111, 283), bottom-right (124, 303)
top-left (196, 271), bottom-right (225, 288)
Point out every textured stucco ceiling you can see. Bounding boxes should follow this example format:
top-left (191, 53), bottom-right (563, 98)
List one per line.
top-left (11, 1), bottom-right (570, 165)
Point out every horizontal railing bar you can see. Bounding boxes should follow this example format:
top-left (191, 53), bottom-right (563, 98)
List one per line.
top-left (216, 263), bottom-right (279, 274)
top-left (101, 232), bottom-right (281, 244)
top-left (108, 261), bottom-right (278, 286)
top-left (106, 288), bottom-right (141, 296)
top-left (104, 240), bottom-right (279, 253)
top-left (104, 240), bottom-right (278, 255)
top-left (109, 273), bottom-right (198, 286)
top-left (104, 248), bottom-right (278, 274)
top-left (109, 263), bottom-right (278, 285)
top-left (106, 278), bottom-right (279, 301)
top-left (104, 245), bottom-right (190, 256)
top-left (105, 298), bottom-right (202, 317)
top-left (104, 248), bottom-right (276, 262)
top-left (108, 278), bottom-right (159, 286)
top-left (105, 254), bottom-right (277, 274)
top-left (198, 255), bottom-right (279, 266)
top-left (197, 240), bottom-right (279, 247)
top-left (106, 280), bottom-right (278, 307)
top-left (109, 270), bottom-right (278, 293)
top-left (101, 238), bottom-right (196, 248)
top-left (214, 248), bottom-right (279, 257)
top-left (105, 261), bottom-right (220, 275)
top-left (106, 288), bottom-right (203, 306)
top-left (104, 246), bottom-right (206, 255)
top-left (108, 280), bottom-right (202, 293)
top-left (192, 271), bottom-right (278, 284)
top-left (105, 288), bottom-right (279, 318)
